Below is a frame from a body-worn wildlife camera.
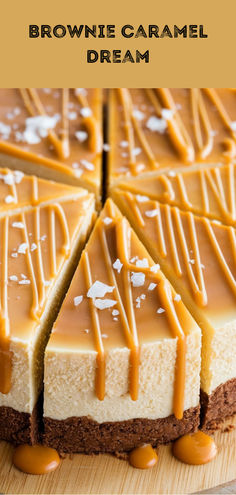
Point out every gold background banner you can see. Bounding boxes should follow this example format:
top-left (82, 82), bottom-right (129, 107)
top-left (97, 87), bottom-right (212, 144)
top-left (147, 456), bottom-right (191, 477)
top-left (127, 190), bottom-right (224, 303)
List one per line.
top-left (0, 0), bottom-right (235, 87)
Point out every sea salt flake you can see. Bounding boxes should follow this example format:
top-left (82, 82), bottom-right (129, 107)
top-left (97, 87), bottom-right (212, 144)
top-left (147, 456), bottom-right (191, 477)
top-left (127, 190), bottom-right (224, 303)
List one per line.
top-left (80, 159), bottom-right (94, 171)
top-left (120, 140), bottom-right (128, 148)
top-left (0, 122), bottom-right (11, 139)
top-left (103, 143), bottom-right (110, 152)
top-left (75, 131), bottom-right (88, 142)
top-left (68, 111), bottom-right (77, 120)
top-left (80, 107), bottom-right (92, 118)
top-left (161, 108), bottom-right (174, 120)
top-left (12, 222), bottom-right (24, 229)
top-left (5, 195), bottom-right (15, 204)
top-left (230, 121), bottom-right (236, 131)
top-left (131, 272), bottom-right (145, 287)
top-left (87, 281), bottom-right (115, 299)
top-left (189, 259), bottom-right (195, 265)
top-left (19, 279), bottom-right (30, 285)
top-left (136, 194), bottom-right (149, 203)
top-left (150, 264), bottom-right (160, 273)
top-left (146, 116), bottom-right (167, 133)
top-left (148, 283), bottom-right (157, 291)
top-left (168, 170), bottom-right (176, 177)
top-left (18, 243), bottom-right (28, 254)
top-left (140, 294), bottom-right (146, 300)
top-left (112, 309), bottom-right (119, 316)
top-left (9, 275), bottom-right (18, 281)
top-left (31, 243), bottom-right (37, 252)
top-left (113, 259), bottom-right (123, 273)
top-left (74, 295), bottom-right (83, 307)
top-left (133, 147), bottom-right (142, 156)
top-left (21, 273), bottom-right (27, 279)
top-left (157, 307), bottom-right (165, 314)
top-left (174, 294), bottom-right (181, 302)
top-left (102, 333), bottom-right (108, 339)
top-left (14, 171), bottom-right (24, 183)
top-left (103, 217), bottom-right (113, 225)
top-left (133, 109), bottom-right (145, 121)
top-left (145, 209), bottom-right (159, 218)
top-left (23, 115), bottom-right (60, 144)
top-left (94, 299), bottom-right (117, 310)
top-left (11, 252), bottom-right (18, 258)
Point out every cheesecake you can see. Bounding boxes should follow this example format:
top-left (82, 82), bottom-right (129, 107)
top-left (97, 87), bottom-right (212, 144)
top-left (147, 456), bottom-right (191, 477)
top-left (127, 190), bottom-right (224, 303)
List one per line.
top-left (0, 173), bottom-right (95, 444)
top-left (112, 163), bottom-right (236, 227)
top-left (111, 189), bottom-right (236, 430)
top-left (43, 198), bottom-right (201, 453)
top-left (107, 88), bottom-right (236, 189)
top-left (0, 89), bottom-right (103, 203)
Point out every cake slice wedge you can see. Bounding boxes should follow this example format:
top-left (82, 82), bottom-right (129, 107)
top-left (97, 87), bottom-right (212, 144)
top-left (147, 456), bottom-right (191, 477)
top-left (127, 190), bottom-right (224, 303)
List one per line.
top-left (107, 88), bottom-right (236, 189)
top-left (112, 189), bottom-right (236, 430)
top-left (0, 190), bottom-right (95, 444)
top-left (0, 89), bottom-right (103, 204)
top-left (0, 167), bottom-right (90, 215)
top-left (111, 163), bottom-right (236, 227)
top-left (43, 198), bottom-right (201, 454)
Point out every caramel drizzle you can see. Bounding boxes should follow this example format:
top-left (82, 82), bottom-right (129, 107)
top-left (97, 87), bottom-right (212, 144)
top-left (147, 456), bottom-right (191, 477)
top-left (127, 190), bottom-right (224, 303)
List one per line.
top-left (0, 216), bottom-right (12, 394)
top-left (85, 200), bottom-right (186, 418)
top-left (117, 89), bottom-right (158, 173)
top-left (74, 89), bottom-right (102, 153)
top-left (190, 88), bottom-right (213, 159)
top-left (0, 202), bottom-right (71, 393)
top-left (123, 194), bottom-right (236, 308)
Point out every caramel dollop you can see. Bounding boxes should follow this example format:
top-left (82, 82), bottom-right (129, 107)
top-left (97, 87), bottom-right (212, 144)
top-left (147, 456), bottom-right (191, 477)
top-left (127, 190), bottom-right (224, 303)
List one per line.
top-left (172, 431), bottom-right (217, 465)
top-left (13, 444), bottom-right (60, 475)
top-left (129, 443), bottom-right (158, 469)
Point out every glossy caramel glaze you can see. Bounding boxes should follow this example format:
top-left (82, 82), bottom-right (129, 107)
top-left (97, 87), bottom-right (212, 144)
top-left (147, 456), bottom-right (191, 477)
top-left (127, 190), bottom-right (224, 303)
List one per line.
top-left (48, 199), bottom-right (199, 419)
top-left (116, 163), bottom-right (236, 227)
top-left (108, 89), bottom-right (236, 184)
top-left (13, 444), bottom-right (60, 474)
top-left (112, 190), bottom-right (236, 319)
top-left (0, 189), bottom-right (94, 394)
top-left (172, 431), bottom-right (217, 465)
top-left (0, 89), bottom-right (102, 189)
top-left (129, 444), bottom-right (158, 469)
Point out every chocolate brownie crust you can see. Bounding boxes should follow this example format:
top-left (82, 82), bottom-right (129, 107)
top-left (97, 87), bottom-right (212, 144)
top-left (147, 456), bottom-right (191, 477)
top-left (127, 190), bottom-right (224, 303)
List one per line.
top-left (0, 394), bottom-right (42, 445)
top-left (43, 406), bottom-right (200, 454)
top-left (201, 378), bottom-right (236, 432)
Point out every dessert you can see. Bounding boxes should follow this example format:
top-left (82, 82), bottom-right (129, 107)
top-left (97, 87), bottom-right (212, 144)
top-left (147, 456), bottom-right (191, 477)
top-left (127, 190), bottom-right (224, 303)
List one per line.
top-left (111, 189), bottom-right (236, 430)
top-left (112, 163), bottom-right (236, 227)
top-left (43, 198), bottom-right (201, 454)
top-left (108, 88), bottom-right (236, 188)
top-left (0, 89), bottom-right (103, 203)
top-left (0, 172), bottom-right (95, 444)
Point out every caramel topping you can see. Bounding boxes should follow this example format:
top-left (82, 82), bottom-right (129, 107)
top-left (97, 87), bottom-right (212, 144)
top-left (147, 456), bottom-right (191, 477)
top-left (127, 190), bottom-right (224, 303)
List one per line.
top-left (13, 444), bottom-right (60, 474)
top-left (172, 431), bottom-right (217, 465)
top-left (113, 191), bottom-right (236, 315)
top-left (129, 444), bottom-right (158, 469)
top-left (109, 88), bottom-right (236, 181)
top-left (0, 189), bottom-right (94, 394)
top-left (49, 199), bottom-right (196, 419)
top-left (0, 89), bottom-right (102, 183)
top-left (117, 163), bottom-right (236, 227)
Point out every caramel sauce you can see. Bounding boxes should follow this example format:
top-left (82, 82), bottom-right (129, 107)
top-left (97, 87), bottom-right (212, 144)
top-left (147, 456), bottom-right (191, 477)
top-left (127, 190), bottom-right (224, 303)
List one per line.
top-left (110, 88), bottom-right (236, 181)
top-left (49, 198), bottom-right (196, 420)
top-left (114, 191), bottom-right (236, 317)
top-left (118, 163), bottom-right (236, 227)
top-left (0, 89), bottom-right (102, 183)
top-left (172, 431), bottom-right (217, 465)
top-left (0, 189), bottom-right (93, 394)
top-left (129, 444), bottom-right (158, 469)
top-left (13, 444), bottom-right (60, 474)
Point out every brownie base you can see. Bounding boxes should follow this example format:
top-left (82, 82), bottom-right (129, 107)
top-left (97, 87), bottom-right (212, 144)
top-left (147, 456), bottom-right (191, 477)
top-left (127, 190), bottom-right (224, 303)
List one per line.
top-left (0, 394), bottom-right (42, 445)
top-left (200, 378), bottom-right (236, 432)
top-left (43, 405), bottom-right (200, 454)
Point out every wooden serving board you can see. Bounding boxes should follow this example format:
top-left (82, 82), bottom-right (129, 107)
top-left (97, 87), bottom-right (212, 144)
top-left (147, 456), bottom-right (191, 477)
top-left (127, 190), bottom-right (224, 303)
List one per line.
top-left (0, 417), bottom-right (235, 495)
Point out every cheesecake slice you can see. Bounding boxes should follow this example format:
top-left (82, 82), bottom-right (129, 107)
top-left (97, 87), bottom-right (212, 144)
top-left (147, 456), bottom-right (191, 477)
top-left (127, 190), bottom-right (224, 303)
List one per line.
top-left (108, 88), bottom-right (236, 188)
top-left (0, 188), bottom-right (95, 444)
top-left (111, 163), bottom-right (236, 227)
top-left (0, 167), bottom-right (90, 215)
top-left (112, 189), bottom-right (236, 430)
top-left (0, 89), bottom-right (103, 203)
top-left (43, 198), bottom-right (201, 454)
